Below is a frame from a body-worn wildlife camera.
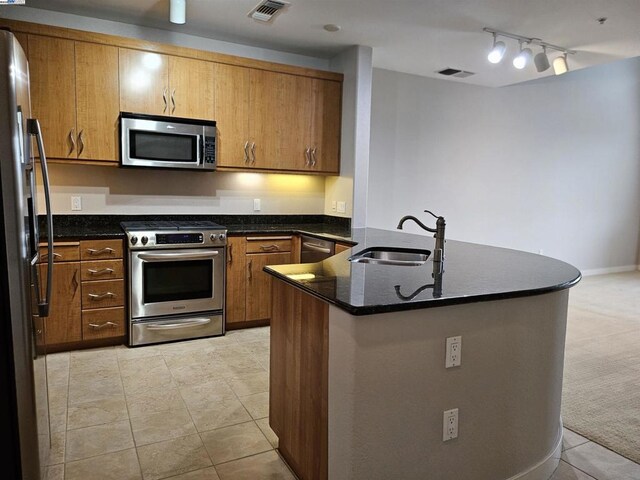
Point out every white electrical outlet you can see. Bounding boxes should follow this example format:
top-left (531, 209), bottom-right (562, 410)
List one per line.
top-left (71, 196), bottom-right (82, 211)
top-left (445, 336), bottom-right (462, 368)
top-left (443, 408), bottom-right (459, 441)
top-left (331, 200), bottom-right (337, 211)
top-left (337, 201), bottom-right (346, 213)
top-left (253, 198), bottom-right (261, 211)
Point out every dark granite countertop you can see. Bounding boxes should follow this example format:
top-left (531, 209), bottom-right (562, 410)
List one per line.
top-left (42, 214), bottom-right (352, 242)
top-left (264, 228), bottom-right (582, 315)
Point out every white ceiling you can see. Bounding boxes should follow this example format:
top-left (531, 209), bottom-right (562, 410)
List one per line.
top-left (22, 0), bottom-right (640, 87)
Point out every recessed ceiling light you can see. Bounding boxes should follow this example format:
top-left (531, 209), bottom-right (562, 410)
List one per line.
top-left (323, 24), bottom-right (341, 32)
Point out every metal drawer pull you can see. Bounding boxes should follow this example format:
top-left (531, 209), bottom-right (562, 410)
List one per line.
top-left (88, 292), bottom-right (117, 300)
top-left (87, 268), bottom-right (114, 276)
top-left (146, 318), bottom-right (211, 330)
top-left (260, 244), bottom-right (280, 251)
top-left (303, 242), bottom-right (332, 254)
top-left (89, 322), bottom-right (118, 330)
top-left (138, 251), bottom-right (219, 261)
top-left (87, 247), bottom-right (115, 256)
top-left (41, 252), bottom-right (62, 260)
top-left (246, 236), bottom-right (292, 241)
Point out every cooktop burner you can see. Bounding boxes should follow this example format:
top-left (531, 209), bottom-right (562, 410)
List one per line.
top-left (120, 220), bottom-right (225, 232)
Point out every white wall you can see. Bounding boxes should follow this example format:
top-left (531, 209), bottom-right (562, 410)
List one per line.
top-left (367, 59), bottom-right (640, 272)
top-left (38, 164), bottom-right (325, 215)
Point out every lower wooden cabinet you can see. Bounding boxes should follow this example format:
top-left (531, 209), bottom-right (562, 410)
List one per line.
top-left (40, 239), bottom-right (125, 350)
top-left (226, 235), bottom-right (293, 328)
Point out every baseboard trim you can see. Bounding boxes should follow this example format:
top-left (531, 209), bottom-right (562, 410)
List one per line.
top-left (581, 265), bottom-right (640, 277)
top-left (507, 420), bottom-right (563, 480)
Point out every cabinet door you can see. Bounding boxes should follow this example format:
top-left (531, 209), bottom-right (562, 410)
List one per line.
top-left (40, 262), bottom-right (82, 345)
top-left (214, 64), bottom-right (250, 168)
top-left (75, 42), bottom-right (119, 162)
top-left (28, 35), bottom-right (77, 159)
top-left (119, 48), bottom-right (169, 116)
top-left (225, 236), bottom-right (247, 325)
top-left (310, 79), bottom-right (341, 174)
top-left (249, 70), bottom-right (313, 171)
top-left (169, 56), bottom-right (214, 120)
top-left (246, 252), bottom-right (291, 321)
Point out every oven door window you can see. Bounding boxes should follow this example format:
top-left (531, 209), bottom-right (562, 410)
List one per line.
top-left (130, 130), bottom-right (198, 163)
top-left (143, 260), bottom-right (212, 303)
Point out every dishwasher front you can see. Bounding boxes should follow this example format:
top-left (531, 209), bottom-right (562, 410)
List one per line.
top-left (300, 235), bottom-right (335, 263)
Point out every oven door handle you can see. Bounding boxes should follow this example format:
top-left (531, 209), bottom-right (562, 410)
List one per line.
top-left (146, 318), bottom-right (212, 330)
top-left (137, 251), bottom-right (220, 262)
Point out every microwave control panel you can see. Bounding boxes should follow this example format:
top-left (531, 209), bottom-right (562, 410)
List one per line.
top-left (204, 136), bottom-right (216, 165)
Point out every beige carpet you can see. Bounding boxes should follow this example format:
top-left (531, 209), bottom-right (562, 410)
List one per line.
top-left (562, 271), bottom-right (640, 464)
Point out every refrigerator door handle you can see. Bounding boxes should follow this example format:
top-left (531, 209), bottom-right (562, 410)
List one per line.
top-left (27, 118), bottom-right (53, 318)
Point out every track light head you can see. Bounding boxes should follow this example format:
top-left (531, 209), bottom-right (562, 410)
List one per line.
top-left (534, 46), bottom-right (550, 72)
top-left (170, 0), bottom-right (186, 24)
top-left (488, 34), bottom-right (506, 64)
top-left (553, 53), bottom-right (569, 75)
top-left (513, 43), bottom-right (532, 70)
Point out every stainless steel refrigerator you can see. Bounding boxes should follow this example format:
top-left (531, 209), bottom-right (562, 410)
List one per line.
top-left (0, 30), bottom-right (54, 479)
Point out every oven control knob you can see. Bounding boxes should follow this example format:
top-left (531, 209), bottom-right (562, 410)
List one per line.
top-left (218, 233), bottom-right (226, 241)
top-left (130, 236), bottom-right (138, 245)
top-left (209, 234), bottom-right (216, 242)
top-left (141, 236), bottom-right (148, 245)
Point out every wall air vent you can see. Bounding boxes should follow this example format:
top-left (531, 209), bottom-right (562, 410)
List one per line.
top-left (248, 0), bottom-right (290, 23)
top-left (437, 68), bottom-right (476, 78)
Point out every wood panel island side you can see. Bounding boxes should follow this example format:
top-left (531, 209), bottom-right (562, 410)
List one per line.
top-left (264, 228), bottom-right (581, 480)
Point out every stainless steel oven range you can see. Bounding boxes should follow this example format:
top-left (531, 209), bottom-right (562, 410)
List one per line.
top-left (121, 221), bottom-right (226, 346)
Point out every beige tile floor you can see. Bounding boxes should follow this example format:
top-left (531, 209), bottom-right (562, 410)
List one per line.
top-left (43, 273), bottom-right (640, 479)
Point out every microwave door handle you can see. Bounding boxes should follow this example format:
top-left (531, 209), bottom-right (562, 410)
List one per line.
top-left (27, 119), bottom-right (53, 318)
top-left (138, 251), bottom-right (220, 262)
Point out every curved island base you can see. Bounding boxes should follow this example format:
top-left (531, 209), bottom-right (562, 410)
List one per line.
top-left (269, 281), bottom-right (569, 480)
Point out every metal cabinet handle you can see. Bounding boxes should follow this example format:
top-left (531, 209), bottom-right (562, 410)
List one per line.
top-left (88, 292), bottom-right (117, 301)
top-left (260, 244), bottom-right (280, 251)
top-left (228, 244), bottom-right (233, 264)
top-left (87, 247), bottom-right (115, 256)
top-left (243, 141), bottom-right (249, 164)
top-left (171, 88), bottom-right (176, 114)
top-left (87, 268), bottom-right (114, 276)
top-left (78, 130), bottom-right (85, 156)
top-left (40, 252), bottom-right (62, 260)
top-left (89, 321), bottom-right (118, 330)
top-left (248, 259), bottom-right (252, 281)
top-left (250, 142), bottom-right (256, 164)
top-left (68, 128), bottom-right (76, 155)
top-left (162, 87), bottom-right (168, 113)
top-left (311, 147), bottom-right (317, 166)
top-left (304, 147), bottom-right (311, 166)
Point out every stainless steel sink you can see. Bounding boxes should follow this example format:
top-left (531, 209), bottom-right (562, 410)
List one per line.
top-left (348, 247), bottom-right (431, 266)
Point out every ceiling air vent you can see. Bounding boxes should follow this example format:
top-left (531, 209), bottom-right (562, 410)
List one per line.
top-left (437, 68), bottom-right (476, 78)
top-left (248, 0), bottom-right (290, 23)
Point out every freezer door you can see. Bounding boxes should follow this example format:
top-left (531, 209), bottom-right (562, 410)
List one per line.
top-left (0, 31), bottom-right (50, 479)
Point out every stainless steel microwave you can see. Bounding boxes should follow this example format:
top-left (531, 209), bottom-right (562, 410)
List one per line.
top-left (119, 112), bottom-right (216, 170)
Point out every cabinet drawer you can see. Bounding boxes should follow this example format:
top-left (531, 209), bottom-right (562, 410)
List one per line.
top-left (246, 236), bottom-right (293, 253)
top-left (80, 239), bottom-right (123, 260)
top-left (38, 242), bottom-right (80, 262)
top-left (82, 280), bottom-right (124, 309)
top-left (81, 259), bottom-right (123, 281)
top-left (82, 307), bottom-right (125, 340)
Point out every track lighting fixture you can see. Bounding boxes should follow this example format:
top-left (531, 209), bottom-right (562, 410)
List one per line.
top-left (534, 46), bottom-right (550, 72)
top-left (483, 28), bottom-right (574, 75)
top-left (170, 0), bottom-right (186, 24)
top-left (512, 41), bottom-right (532, 69)
top-left (487, 33), bottom-right (506, 64)
top-left (553, 53), bottom-right (569, 75)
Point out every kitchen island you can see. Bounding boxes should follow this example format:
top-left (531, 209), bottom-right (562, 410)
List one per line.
top-left (264, 228), bottom-right (581, 480)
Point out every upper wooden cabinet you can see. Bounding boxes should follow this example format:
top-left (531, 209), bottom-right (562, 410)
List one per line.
top-left (119, 49), bottom-right (214, 120)
top-left (215, 68), bottom-right (341, 174)
top-left (28, 35), bottom-right (119, 163)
